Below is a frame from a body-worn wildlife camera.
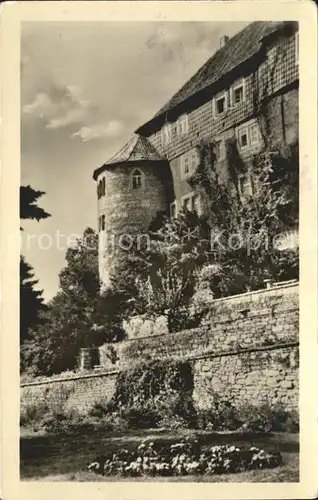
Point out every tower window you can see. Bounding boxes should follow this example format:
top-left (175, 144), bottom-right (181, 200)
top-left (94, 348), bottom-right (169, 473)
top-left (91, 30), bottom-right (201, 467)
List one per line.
top-left (98, 214), bottom-right (105, 231)
top-left (100, 214), bottom-right (105, 231)
top-left (132, 169), bottom-right (143, 189)
top-left (97, 178), bottom-right (106, 199)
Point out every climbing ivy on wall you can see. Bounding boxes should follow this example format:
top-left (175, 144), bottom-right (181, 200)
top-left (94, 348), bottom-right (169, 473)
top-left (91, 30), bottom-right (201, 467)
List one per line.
top-left (186, 132), bottom-right (298, 297)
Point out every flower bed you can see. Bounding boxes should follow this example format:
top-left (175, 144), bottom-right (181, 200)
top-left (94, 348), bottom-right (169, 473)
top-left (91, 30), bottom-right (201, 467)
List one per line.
top-left (88, 438), bottom-right (282, 477)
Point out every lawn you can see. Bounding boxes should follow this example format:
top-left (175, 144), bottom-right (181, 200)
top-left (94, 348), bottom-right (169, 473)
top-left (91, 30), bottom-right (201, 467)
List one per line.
top-left (20, 427), bottom-right (299, 482)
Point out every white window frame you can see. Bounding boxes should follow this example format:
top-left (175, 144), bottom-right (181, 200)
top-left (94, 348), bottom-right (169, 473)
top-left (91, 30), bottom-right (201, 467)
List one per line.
top-left (182, 155), bottom-right (190, 178)
top-left (190, 149), bottom-right (198, 171)
top-left (170, 201), bottom-right (177, 218)
top-left (238, 174), bottom-right (254, 198)
top-left (230, 79), bottom-right (246, 108)
top-left (249, 122), bottom-right (260, 145)
top-left (161, 123), bottom-right (172, 146)
top-left (181, 149), bottom-right (198, 179)
top-left (236, 119), bottom-right (261, 149)
top-left (181, 192), bottom-right (202, 214)
top-left (215, 139), bottom-right (226, 161)
top-left (238, 126), bottom-right (249, 149)
top-left (177, 114), bottom-right (189, 136)
top-left (131, 168), bottom-right (144, 189)
top-left (213, 92), bottom-right (228, 117)
top-left (295, 31), bottom-right (299, 66)
top-left (192, 194), bottom-right (202, 215)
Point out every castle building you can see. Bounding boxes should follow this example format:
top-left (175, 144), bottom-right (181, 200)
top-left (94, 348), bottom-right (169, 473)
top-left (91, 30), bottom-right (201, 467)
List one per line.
top-left (93, 21), bottom-right (299, 289)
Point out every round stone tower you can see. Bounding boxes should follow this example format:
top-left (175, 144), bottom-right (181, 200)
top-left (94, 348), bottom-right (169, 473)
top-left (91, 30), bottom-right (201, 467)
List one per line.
top-left (93, 134), bottom-right (171, 291)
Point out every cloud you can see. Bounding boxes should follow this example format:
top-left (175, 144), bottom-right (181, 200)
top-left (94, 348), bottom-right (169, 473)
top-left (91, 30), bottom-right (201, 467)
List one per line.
top-left (46, 108), bottom-right (87, 129)
top-left (23, 92), bottom-right (53, 116)
top-left (71, 120), bottom-right (124, 142)
top-left (22, 83), bottom-right (93, 130)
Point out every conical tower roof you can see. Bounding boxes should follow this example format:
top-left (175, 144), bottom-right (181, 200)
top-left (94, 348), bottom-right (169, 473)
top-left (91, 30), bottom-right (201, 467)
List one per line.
top-left (93, 134), bottom-right (164, 180)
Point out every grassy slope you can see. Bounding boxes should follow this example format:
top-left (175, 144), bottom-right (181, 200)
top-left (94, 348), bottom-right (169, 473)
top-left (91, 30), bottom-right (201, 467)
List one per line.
top-left (20, 428), bottom-right (299, 482)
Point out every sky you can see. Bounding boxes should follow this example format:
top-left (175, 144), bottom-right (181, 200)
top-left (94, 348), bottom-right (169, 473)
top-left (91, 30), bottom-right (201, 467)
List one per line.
top-left (21, 21), bottom-right (249, 301)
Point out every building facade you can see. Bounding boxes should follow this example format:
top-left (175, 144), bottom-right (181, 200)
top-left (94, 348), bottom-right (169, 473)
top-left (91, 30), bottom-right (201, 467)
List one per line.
top-left (93, 21), bottom-right (299, 288)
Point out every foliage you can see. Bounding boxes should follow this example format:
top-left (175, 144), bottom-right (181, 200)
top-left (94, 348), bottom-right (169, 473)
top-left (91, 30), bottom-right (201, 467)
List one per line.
top-left (132, 211), bottom-right (211, 332)
top-left (196, 397), bottom-right (299, 433)
top-left (92, 359), bottom-right (197, 430)
top-left (20, 383), bottom-right (73, 431)
top-left (22, 229), bottom-right (107, 374)
top-left (20, 185), bottom-right (50, 222)
top-left (21, 226), bottom-right (137, 376)
top-left (187, 138), bottom-right (299, 297)
top-left (20, 185), bottom-right (50, 343)
top-left (197, 394), bottom-right (241, 431)
top-left (112, 359), bottom-right (194, 408)
top-left (20, 399), bottom-right (51, 430)
top-left (237, 403), bottom-right (299, 433)
top-left (88, 439), bottom-right (283, 477)
top-left (21, 228), bottom-right (99, 375)
top-left (20, 256), bottom-right (48, 343)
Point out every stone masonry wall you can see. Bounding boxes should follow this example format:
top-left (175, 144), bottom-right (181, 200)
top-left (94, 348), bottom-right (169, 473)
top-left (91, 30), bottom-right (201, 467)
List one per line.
top-left (99, 282), bottom-right (298, 370)
top-left (193, 344), bottom-right (298, 411)
top-left (21, 370), bottom-right (118, 415)
top-left (97, 161), bottom-right (170, 287)
top-left (21, 282), bottom-right (299, 415)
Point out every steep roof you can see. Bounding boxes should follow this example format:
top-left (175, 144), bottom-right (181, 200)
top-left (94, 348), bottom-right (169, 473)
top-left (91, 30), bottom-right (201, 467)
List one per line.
top-left (93, 134), bottom-right (164, 180)
top-left (136, 21), bottom-right (285, 134)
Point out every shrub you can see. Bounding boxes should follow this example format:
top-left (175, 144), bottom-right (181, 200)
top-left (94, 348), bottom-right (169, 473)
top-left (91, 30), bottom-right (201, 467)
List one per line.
top-left (197, 394), bottom-right (241, 431)
top-left (196, 396), bottom-right (299, 433)
top-left (106, 359), bottom-right (197, 430)
top-left (119, 406), bottom-right (161, 429)
top-left (88, 438), bottom-right (283, 477)
top-left (20, 399), bottom-right (50, 429)
top-left (237, 403), bottom-right (299, 433)
top-left (154, 391), bottom-right (197, 429)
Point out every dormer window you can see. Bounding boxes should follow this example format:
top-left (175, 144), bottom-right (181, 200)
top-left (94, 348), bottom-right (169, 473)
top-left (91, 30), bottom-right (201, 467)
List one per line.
top-left (177, 114), bottom-right (189, 136)
top-left (230, 79), bottom-right (246, 107)
top-left (132, 169), bottom-right (143, 189)
top-left (213, 92), bottom-right (228, 117)
top-left (216, 96), bottom-right (226, 114)
top-left (161, 123), bottom-right (172, 146)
